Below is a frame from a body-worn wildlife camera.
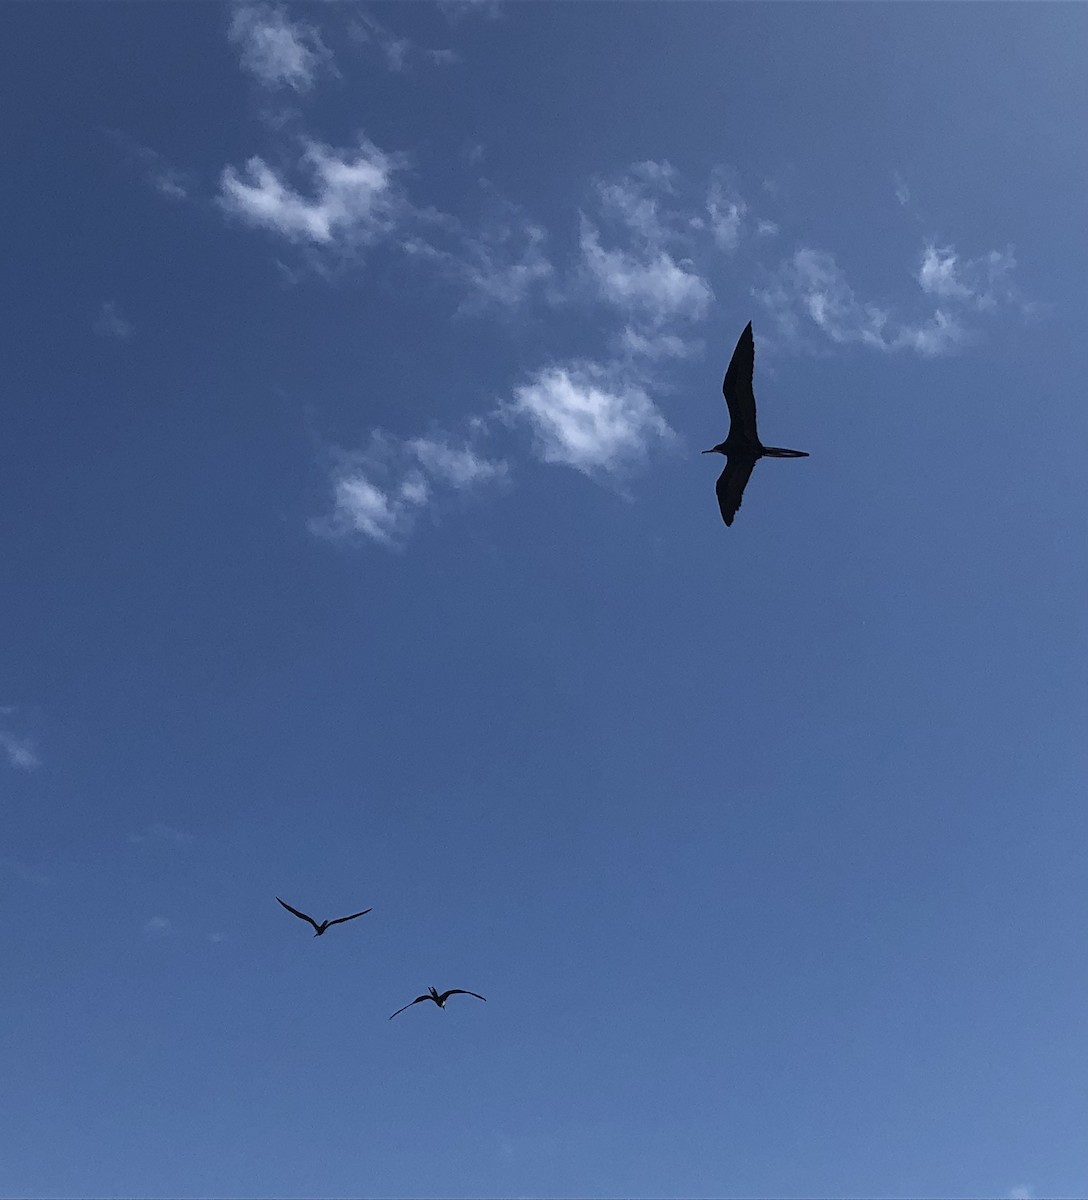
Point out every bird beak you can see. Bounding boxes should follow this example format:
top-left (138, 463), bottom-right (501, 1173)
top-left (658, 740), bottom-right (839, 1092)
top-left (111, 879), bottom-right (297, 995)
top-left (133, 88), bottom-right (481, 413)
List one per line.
top-left (701, 448), bottom-right (715, 454)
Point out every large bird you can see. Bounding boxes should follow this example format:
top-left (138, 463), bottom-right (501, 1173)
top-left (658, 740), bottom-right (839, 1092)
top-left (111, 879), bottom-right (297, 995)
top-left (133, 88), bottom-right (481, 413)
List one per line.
top-left (388, 986), bottom-right (487, 1020)
top-left (276, 896), bottom-right (372, 937)
top-left (704, 321), bottom-right (809, 526)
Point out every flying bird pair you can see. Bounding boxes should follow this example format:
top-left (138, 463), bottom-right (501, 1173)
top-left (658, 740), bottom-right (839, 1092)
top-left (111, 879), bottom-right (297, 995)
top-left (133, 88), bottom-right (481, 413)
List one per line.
top-left (276, 898), bottom-right (486, 1021)
top-left (704, 321), bottom-right (809, 526)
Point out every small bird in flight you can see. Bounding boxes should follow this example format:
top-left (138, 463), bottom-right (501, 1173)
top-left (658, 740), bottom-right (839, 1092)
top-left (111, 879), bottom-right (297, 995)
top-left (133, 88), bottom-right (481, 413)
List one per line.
top-left (704, 321), bottom-right (809, 526)
top-left (276, 897), bottom-right (372, 937)
top-left (388, 986), bottom-right (487, 1020)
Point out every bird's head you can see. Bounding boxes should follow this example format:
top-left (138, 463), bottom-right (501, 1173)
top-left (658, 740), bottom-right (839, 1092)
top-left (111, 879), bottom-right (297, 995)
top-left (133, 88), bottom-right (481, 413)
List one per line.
top-left (702, 442), bottom-right (728, 456)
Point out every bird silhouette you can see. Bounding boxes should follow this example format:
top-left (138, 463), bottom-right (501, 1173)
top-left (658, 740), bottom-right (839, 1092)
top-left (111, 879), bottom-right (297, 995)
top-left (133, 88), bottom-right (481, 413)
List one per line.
top-left (703, 321), bottom-right (809, 526)
top-left (275, 897), bottom-right (372, 937)
top-left (388, 986), bottom-right (487, 1020)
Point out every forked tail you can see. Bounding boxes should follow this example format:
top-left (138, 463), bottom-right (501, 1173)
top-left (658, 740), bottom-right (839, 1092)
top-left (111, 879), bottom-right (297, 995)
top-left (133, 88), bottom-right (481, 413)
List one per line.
top-left (762, 447), bottom-right (809, 457)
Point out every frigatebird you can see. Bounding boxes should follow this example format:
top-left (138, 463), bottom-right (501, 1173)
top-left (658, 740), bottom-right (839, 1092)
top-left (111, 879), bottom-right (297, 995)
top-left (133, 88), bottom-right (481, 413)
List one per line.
top-left (703, 321), bottom-right (809, 526)
top-left (275, 896), bottom-right (372, 937)
top-left (388, 986), bottom-right (487, 1020)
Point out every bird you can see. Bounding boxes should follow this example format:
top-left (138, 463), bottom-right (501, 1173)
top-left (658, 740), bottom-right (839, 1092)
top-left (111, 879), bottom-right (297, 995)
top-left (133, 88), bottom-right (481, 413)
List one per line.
top-left (275, 896), bottom-right (372, 937)
top-left (388, 986), bottom-right (487, 1020)
top-left (703, 321), bottom-right (809, 526)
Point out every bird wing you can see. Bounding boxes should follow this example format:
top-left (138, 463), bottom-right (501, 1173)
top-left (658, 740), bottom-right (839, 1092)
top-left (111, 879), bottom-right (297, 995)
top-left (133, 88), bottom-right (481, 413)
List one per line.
top-left (389, 995), bottom-right (430, 1020)
top-left (276, 897), bottom-right (320, 931)
top-left (440, 989), bottom-right (487, 1004)
top-left (716, 456), bottom-right (758, 527)
top-left (722, 322), bottom-right (759, 445)
top-left (325, 908), bottom-right (373, 928)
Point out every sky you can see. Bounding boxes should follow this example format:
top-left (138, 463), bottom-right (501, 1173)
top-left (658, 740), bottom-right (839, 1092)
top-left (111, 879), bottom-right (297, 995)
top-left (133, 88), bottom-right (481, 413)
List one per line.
top-left (1, 2), bottom-right (1087, 1197)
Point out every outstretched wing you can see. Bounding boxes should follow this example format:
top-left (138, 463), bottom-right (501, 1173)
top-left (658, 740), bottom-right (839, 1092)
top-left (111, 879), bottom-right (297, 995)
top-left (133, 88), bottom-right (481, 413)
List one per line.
top-left (276, 897), bottom-right (319, 932)
top-left (326, 908), bottom-right (373, 928)
top-left (389, 995), bottom-right (430, 1020)
top-left (439, 989), bottom-right (487, 1004)
top-left (716, 456), bottom-right (758, 527)
top-left (722, 322), bottom-right (759, 445)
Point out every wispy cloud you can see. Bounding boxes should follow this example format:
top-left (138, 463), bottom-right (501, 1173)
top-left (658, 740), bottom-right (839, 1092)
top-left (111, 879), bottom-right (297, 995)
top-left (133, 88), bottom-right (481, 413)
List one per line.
top-left (439, 0), bottom-right (503, 21)
top-left (580, 220), bottom-right (711, 323)
top-left (916, 242), bottom-right (1019, 311)
top-left (596, 160), bottom-right (683, 246)
top-left (312, 431), bottom-right (506, 546)
top-left (894, 170), bottom-right (911, 207)
top-left (1008, 1187), bottom-right (1032, 1200)
top-left (578, 163), bottom-right (714, 324)
top-left (228, 2), bottom-right (332, 92)
top-left (705, 169), bottom-right (748, 252)
top-left (109, 132), bottom-right (194, 201)
top-left (616, 327), bottom-right (697, 361)
top-left (128, 823), bottom-right (192, 848)
top-left (0, 731), bottom-right (39, 771)
top-left (143, 916), bottom-right (171, 936)
top-left (218, 136), bottom-right (405, 253)
top-left (350, 12), bottom-right (460, 71)
top-left (94, 301), bottom-right (132, 340)
top-left (403, 208), bottom-right (553, 312)
top-left (756, 240), bottom-right (1026, 357)
top-left (508, 361), bottom-right (673, 476)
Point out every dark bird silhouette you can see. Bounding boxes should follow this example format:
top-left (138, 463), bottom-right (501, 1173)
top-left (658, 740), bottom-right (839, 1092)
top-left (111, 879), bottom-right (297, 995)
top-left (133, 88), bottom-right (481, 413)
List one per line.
top-left (388, 986), bottom-right (487, 1020)
top-left (703, 321), bottom-right (809, 526)
top-left (275, 896), bottom-right (372, 937)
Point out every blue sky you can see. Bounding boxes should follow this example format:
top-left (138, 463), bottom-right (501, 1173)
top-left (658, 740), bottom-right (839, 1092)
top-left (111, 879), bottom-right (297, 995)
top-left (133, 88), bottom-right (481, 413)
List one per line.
top-left (2, 3), bottom-right (1087, 1196)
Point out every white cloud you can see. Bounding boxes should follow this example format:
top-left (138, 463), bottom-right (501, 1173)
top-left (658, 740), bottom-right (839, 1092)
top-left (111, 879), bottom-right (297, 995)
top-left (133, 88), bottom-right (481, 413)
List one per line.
top-left (760, 234), bottom-right (1029, 357)
top-left (509, 362), bottom-right (673, 475)
top-left (578, 163), bottom-right (714, 323)
top-left (228, 2), bottom-right (332, 92)
top-left (757, 247), bottom-right (971, 357)
top-left (756, 219), bottom-right (779, 237)
top-left (1008, 1187), bottom-right (1032, 1200)
top-left (408, 437), bottom-right (507, 487)
top-left (917, 242), bottom-right (1019, 311)
top-left (94, 301), bottom-right (132, 340)
top-left (580, 220), bottom-right (711, 323)
top-left (0, 732), bottom-right (39, 771)
top-left (143, 916), bottom-right (171, 936)
top-left (218, 137), bottom-right (403, 251)
top-left (313, 432), bottom-right (505, 546)
top-left (706, 172), bottom-right (748, 251)
top-left (618, 327), bottom-right (696, 360)
top-left (318, 471), bottom-right (419, 545)
top-left (596, 160), bottom-right (680, 246)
